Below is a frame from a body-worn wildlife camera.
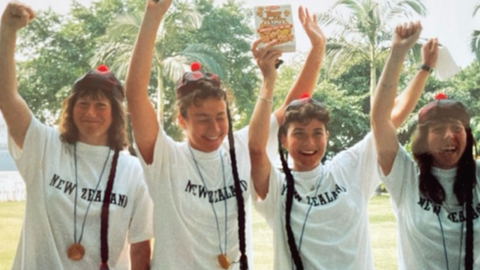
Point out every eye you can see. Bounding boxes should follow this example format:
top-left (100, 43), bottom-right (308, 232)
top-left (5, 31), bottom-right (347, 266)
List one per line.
top-left (292, 130), bottom-right (305, 137)
top-left (451, 125), bottom-right (463, 133)
top-left (430, 125), bottom-right (444, 134)
top-left (77, 101), bottom-right (89, 107)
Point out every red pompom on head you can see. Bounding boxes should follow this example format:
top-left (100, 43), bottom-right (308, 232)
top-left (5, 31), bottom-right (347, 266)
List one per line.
top-left (96, 64), bottom-right (109, 73)
top-left (299, 93), bottom-right (310, 99)
top-left (434, 92), bottom-right (447, 100)
top-left (190, 62), bottom-right (201, 72)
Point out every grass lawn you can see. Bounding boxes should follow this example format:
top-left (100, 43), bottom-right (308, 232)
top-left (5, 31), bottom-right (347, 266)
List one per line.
top-left (0, 195), bottom-right (397, 269)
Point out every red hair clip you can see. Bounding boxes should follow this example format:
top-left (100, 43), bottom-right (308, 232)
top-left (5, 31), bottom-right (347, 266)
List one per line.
top-left (72, 64), bottom-right (124, 98)
top-left (434, 92), bottom-right (447, 100)
top-left (175, 62), bottom-right (222, 99)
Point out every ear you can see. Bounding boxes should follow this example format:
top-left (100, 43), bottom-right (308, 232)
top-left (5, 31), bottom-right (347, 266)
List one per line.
top-left (177, 114), bottom-right (186, 129)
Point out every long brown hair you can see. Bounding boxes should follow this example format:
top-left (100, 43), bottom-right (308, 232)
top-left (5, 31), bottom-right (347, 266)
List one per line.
top-left (58, 88), bottom-right (128, 150)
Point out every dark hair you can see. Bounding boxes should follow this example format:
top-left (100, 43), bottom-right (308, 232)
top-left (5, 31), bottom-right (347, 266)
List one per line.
top-left (411, 122), bottom-right (476, 270)
top-left (176, 76), bottom-right (248, 269)
top-left (58, 88), bottom-right (128, 150)
top-left (175, 80), bottom-right (226, 119)
top-left (278, 98), bottom-right (329, 269)
top-left (280, 100), bottom-right (330, 136)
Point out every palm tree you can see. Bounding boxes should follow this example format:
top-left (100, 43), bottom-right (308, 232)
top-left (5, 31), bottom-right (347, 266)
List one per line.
top-left (471, 4), bottom-right (480, 63)
top-left (91, 1), bottom-right (225, 124)
top-left (318, 0), bottom-right (427, 96)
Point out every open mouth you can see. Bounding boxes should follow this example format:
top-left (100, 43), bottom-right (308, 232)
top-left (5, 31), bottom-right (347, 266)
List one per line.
top-left (300, 150), bottom-right (317, 156)
top-left (205, 135), bottom-right (221, 141)
top-left (441, 146), bottom-right (457, 153)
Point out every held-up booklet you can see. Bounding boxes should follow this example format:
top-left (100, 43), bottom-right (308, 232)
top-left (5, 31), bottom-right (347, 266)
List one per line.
top-left (254, 4), bottom-right (296, 53)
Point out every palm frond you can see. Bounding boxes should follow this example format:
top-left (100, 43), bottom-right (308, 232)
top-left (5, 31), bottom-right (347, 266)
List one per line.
top-left (384, 0), bottom-right (427, 21)
top-left (105, 13), bottom-right (142, 40)
top-left (162, 56), bottom-right (190, 83)
top-left (474, 4), bottom-right (480, 16)
top-left (159, 3), bottom-right (203, 40)
top-left (180, 44), bottom-right (226, 78)
top-left (471, 30), bottom-right (480, 63)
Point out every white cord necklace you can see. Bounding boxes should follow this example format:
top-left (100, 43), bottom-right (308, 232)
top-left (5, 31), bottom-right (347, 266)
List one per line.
top-left (68, 143), bottom-right (110, 261)
top-left (188, 146), bottom-right (231, 269)
top-left (291, 167), bottom-right (326, 270)
top-left (436, 204), bottom-right (465, 270)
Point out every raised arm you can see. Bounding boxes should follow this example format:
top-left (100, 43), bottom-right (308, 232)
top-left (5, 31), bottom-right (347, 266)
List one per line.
top-left (249, 39), bottom-right (282, 199)
top-left (0, 2), bottom-right (35, 149)
top-left (273, 6), bottom-right (326, 123)
top-left (371, 22), bottom-right (421, 175)
top-left (391, 38), bottom-right (438, 128)
top-left (125, 0), bottom-right (172, 164)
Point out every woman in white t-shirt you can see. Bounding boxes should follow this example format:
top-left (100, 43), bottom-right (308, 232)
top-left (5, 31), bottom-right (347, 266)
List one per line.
top-left (124, 1), bottom-right (327, 269)
top-left (247, 22), bottom-right (439, 269)
top-left (372, 22), bottom-right (479, 270)
top-left (0, 2), bottom-right (153, 269)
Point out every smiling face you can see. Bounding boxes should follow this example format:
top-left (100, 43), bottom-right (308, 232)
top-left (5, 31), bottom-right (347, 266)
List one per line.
top-left (178, 97), bottom-right (228, 153)
top-left (72, 94), bottom-right (112, 146)
top-left (427, 119), bottom-right (467, 169)
top-left (281, 119), bottom-right (329, 172)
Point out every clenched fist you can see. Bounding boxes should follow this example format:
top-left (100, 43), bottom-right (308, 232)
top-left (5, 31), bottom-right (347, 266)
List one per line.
top-left (1, 1), bottom-right (35, 33)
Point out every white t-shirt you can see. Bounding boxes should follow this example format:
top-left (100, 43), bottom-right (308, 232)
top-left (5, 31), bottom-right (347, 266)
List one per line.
top-left (138, 115), bottom-right (278, 270)
top-left (9, 117), bottom-right (153, 270)
top-left (253, 133), bottom-right (379, 270)
top-left (380, 146), bottom-right (480, 270)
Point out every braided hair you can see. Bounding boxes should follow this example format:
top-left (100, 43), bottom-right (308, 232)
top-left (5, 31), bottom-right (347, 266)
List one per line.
top-left (278, 97), bottom-right (329, 269)
top-left (175, 63), bottom-right (248, 269)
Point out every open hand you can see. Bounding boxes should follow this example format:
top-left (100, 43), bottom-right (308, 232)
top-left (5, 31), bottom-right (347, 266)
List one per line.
top-left (298, 6), bottom-right (325, 50)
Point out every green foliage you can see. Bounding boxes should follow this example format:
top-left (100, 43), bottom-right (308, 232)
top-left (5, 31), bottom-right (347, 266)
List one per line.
top-left (188, 0), bottom-right (258, 129)
top-left (318, 0), bottom-right (426, 95)
top-left (314, 81), bottom-right (369, 158)
top-left (16, 0), bottom-right (133, 125)
top-left (14, 0), bottom-right (480, 154)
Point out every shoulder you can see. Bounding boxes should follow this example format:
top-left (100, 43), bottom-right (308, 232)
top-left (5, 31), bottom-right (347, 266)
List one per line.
top-left (118, 151), bottom-right (142, 169)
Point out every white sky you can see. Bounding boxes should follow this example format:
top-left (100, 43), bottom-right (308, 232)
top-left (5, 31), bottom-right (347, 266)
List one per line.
top-left (1, 0), bottom-right (479, 67)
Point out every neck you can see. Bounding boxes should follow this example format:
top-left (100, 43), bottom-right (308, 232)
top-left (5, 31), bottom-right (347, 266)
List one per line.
top-left (77, 135), bottom-right (109, 147)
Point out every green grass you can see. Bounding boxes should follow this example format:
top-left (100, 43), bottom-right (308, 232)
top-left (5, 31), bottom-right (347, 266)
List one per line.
top-left (0, 195), bottom-right (397, 269)
top-left (0, 201), bottom-right (25, 270)
top-left (251, 195), bottom-right (398, 269)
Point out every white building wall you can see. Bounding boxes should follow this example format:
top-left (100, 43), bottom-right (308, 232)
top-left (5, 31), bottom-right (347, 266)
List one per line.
top-left (0, 111), bottom-right (24, 201)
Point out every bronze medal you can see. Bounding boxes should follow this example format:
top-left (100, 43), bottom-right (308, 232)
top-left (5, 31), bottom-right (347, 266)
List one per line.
top-left (217, 254), bottom-right (230, 269)
top-left (67, 243), bottom-right (85, 261)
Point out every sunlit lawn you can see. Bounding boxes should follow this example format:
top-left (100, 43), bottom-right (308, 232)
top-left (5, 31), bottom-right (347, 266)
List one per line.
top-left (0, 195), bottom-right (397, 270)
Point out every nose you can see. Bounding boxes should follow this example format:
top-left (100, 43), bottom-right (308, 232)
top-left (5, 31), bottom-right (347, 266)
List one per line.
top-left (304, 134), bottom-right (315, 146)
top-left (444, 128), bottom-right (455, 139)
top-left (209, 119), bottom-right (220, 133)
top-left (85, 105), bottom-right (97, 117)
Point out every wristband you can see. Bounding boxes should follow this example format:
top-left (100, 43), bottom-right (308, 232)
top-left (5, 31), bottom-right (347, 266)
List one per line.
top-left (258, 96), bottom-right (273, 104)
top-left (419, 64), bottom-right (433, 73)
